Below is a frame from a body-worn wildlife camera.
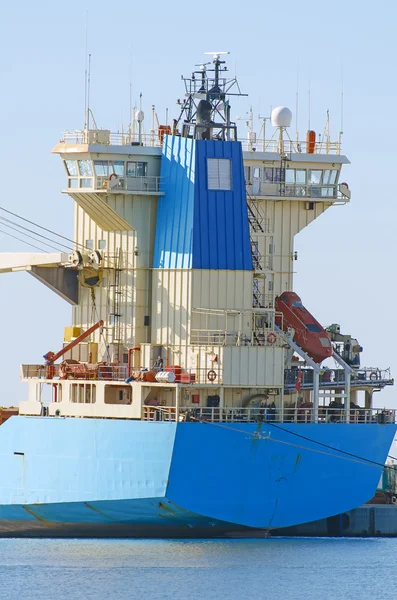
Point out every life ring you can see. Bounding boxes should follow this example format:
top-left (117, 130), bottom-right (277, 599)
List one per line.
top-left (108, 173), bottom-right (118, 181)
top-left (267, 332), bottom-right (277, 345)
top-left (207, 369), bottom-right (217, 382)
top-left (369, 371), bottom-right (378, 381)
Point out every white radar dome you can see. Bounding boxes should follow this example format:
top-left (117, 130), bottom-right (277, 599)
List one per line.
top-left (271, 106), bottom-right (292, 127)
top-left (135, 110), bottom-right (144, 122)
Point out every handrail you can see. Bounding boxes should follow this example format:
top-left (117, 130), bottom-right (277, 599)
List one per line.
top-left (284, 367), bottom-right (394, 389)
top-left (61, 131), bottom-right (341, 154)
top-left (62, 131), bottom-right (163, 147)
top-left (190, 328), bottom-right (280, 347)
top-left (20, 364), bottom-right (221, 385)
top-left (176, 406), bottom-right (397, 424)
top-left (143, 406), bottom-right (175, 421)
top-left (246, 182), bottom-right (344, 199)
top-left (94, 175), bottom-right (164, 193)
top-left (21, 363), bottom-right (128, 382)
top-left (241, 138), bottom-right (341, 155)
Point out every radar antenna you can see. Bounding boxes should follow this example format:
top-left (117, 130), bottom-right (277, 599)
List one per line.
top-left (173, 52), bottom-right (247, 142)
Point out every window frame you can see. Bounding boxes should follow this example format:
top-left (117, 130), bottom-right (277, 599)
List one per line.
top-left (65, 160), bottom-right (78, 176)
top-left (309, 170), bottom-right (323, 185)
top-left (207, 158), bottom-right (232, 191)
top-left (77, 159), bottom-right (93, 177)
top-left (126, 161), bottom-right (148, 178)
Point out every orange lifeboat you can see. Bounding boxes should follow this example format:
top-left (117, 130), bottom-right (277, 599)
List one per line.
top-left (275, 292), bottom-right (332, 363)
top-left (306, 130), bottom-right (316, 154)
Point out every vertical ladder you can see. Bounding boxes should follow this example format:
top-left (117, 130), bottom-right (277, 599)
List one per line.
top-left (251, 240), bottom-right (263, 272)
top-left (246, 192), bottom-right (274, 309)
top-left (109, 247), bottom-right (122, 362)
top-left (279, 156), bottom-right (287, 196)
top-left (253, 278), bottom-right (265, 308)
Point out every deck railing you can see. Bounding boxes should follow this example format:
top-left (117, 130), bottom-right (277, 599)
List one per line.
top-left (246, 182), bottom-right (349, 200)
top-left (284, 367), bottom-right (394, 389)
top-left (241, 138), bottom-right (341, 155)
top-left (95, 175), bottom-right (163, 193)
top-left (152, 406), bottom-right (397, 425)
top-left (62, 131), bottom-right (163, 147)
top-left (20, 364), bottom-right (222, 384)
top-left (21, 362), bottom-right (394, 391)
top-left (61, 131), bottom-right (341, 155)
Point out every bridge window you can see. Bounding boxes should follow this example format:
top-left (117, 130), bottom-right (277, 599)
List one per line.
top-left (94, 160), bottom-right (109, 176)
top-left (111, 161), bottom-right (125, 177)
top-left (323, 169), bottom-right (338, 185)
top-left (309, 170), bottom-right (322, 184)
top-left (127, 161), bottom-right (147, 177)
top-left (65, 160), bottom-right (78, 176)
top-left (207, 158), bottom-right (232, 190)
top-left (78, 160), bottom-right (93, 176)
top-left (263, 168), bottom-right (273, 182)
top-left (286, 169), bottom-right (295, 184)
top-left (273, 168), bottom-right (283, 183)
top-left (296, 170), bottom-right (306, 184)
top-left (80, 178), bottom-right (92, 188)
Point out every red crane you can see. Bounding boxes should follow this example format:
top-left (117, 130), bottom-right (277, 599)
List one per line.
top-left (43, 320), bottom-right (104, 379)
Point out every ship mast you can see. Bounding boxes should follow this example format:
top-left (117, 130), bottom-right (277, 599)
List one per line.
top-left (173, 52), bottom-right (247, 142)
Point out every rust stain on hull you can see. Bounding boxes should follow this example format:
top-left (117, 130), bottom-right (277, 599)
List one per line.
top-left (84, 502), bottom-right (114, 520)
top-left (22, 506), bottom-right (56, 527)
top-left (294, 453), bottom-right (302, 474)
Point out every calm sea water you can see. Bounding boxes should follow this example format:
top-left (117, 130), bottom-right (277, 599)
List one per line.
top-left (0, 537), bottom-right (396, 600)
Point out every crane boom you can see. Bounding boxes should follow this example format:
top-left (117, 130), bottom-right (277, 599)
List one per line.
top-left (43, 320), bottom-right (104, 364)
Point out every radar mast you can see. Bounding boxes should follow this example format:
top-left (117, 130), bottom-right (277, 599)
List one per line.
top-left (173, 52), bottom-right (247, 142)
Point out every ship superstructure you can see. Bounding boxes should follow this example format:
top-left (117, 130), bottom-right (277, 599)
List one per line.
top-left (0, 54), bottom-right (395, 537)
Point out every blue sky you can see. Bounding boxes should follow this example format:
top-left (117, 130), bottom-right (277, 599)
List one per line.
top-left (0, 0), bottom-right (396, 407)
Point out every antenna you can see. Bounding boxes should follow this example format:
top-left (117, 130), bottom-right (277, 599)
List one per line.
top-left (129, 46), bottom-right (133, 139)
top-left (84, 11), bottom-right (89, 132)
top-left (295, 58), bottom-right (299, 140)
top-left (308, 69), bottom-right (311, 130)
top-left (258, 113), bottom-right (271, 152)
top-left (340, 59), bottom-right (344, 134)
top-left (204, 51), bottom-right (230, 57)
top-left (136, 93), bottom-right (144, 145)
top-left (87, 53), bottom-right (92, 132)
top-left (175, 52), bottom-right (246, 141)
top-left (320, 109), bottom-right (330, 153)
top-left (338, 60), bottom-right (344, 152)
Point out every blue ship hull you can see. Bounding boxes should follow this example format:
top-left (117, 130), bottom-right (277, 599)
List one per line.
top-left (0, 416), bottom-right (394, 537)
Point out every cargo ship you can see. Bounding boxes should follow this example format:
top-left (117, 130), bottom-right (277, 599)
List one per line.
top-left (0, 53), bottom-right (395, 537)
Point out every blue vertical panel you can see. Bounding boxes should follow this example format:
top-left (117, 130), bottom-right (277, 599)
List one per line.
top-left (192, 140), bottom-right (252, 270)
top-left (153, 136), bottom-right (195, 269)
top-left (153, 137), bottom-right (252, 271)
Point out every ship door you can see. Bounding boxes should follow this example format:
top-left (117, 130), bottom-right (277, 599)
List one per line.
top-left (252, 167), bottom-right (261, 195)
